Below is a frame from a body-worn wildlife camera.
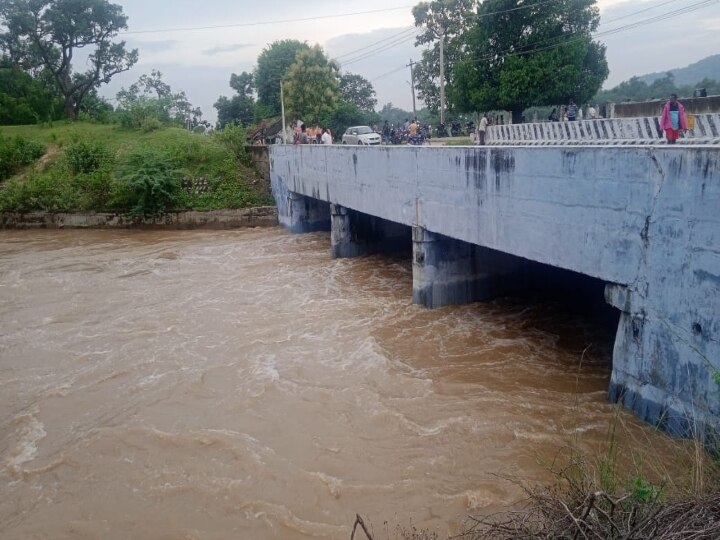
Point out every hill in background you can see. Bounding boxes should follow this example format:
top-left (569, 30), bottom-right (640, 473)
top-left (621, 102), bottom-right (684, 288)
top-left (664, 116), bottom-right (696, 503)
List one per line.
top-left (637, 54), bottom-right (720, 87)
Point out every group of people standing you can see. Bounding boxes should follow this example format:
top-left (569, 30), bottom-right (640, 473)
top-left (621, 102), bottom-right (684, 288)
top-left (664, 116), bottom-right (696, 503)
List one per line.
top-left (293, 124), bottom-right (333, 145)
top-left (549, 101), bottom-right (599, 122)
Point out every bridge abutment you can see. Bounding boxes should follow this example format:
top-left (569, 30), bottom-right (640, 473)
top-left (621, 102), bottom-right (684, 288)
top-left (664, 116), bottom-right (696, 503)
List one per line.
top-left (330, 204), bottom-right (410, 258)
top-left (412, 227), bottom-right (532, 309)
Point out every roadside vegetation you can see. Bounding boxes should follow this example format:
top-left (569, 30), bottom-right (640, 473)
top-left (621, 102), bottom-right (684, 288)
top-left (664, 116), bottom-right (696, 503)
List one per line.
top-left (0, 122), bottom-right (272, 216)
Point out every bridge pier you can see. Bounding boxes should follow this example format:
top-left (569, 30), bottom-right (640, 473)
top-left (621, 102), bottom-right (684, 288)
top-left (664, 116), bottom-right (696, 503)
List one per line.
top-left (280, 192), bottom-right (330, 233)
top-left (412, 227), bottom-right (532, 309)
top-left (606, 284), bottom-right (719, 438)
top-left (330, 205), bottom-right (410, 259)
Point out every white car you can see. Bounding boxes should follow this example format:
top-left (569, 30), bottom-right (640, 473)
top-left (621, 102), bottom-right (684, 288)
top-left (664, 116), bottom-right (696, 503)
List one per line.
top-left (342, 126), bottom-right (381, 145)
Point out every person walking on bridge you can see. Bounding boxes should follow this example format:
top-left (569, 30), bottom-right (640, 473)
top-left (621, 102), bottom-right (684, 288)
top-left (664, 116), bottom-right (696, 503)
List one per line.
top-left (567, 100), bottom-right (578, 121)
top-left (660, 93), bottom-right (688, 144)
top-left (477, 113), bottom-right (488, 145)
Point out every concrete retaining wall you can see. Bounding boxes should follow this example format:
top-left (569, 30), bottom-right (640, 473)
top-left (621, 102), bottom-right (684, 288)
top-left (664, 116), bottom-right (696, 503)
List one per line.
top-left (486, 114), bottom-right (720, 145)
top-left (610, 95), bottom-right (720, 118)
top-left (0, 207), bottom-right (278, 229)
top-left (270, 144), bottom-right (720, 435)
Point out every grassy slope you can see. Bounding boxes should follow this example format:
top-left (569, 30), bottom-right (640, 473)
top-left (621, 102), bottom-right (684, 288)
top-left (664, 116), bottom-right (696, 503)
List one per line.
top-left (0, 122), bottom-right (273, 213)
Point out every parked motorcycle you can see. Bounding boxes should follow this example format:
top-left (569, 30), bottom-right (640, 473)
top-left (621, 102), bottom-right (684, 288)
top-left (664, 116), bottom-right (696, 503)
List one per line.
top-left (436, 123), bottom-right (448, 138)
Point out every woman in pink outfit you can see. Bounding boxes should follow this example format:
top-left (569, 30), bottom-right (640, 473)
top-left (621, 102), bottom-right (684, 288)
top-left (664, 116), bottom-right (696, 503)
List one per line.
top-left (660, 93), bottom-right (688, 144)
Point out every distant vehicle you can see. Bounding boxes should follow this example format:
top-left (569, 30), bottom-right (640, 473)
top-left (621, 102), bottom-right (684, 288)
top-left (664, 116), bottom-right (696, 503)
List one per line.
top-left (342, 126), bottom-right (382, 145)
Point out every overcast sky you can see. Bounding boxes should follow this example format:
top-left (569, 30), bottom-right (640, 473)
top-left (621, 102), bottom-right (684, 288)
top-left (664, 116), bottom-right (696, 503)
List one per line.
top-left (99, 0), bottom-right (720, 123)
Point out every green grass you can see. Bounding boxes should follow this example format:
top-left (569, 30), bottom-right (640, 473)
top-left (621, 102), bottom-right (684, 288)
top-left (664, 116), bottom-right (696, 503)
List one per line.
top-left (443, 137), bottom-right (474, 146)
top-left (0, 122), bottom-right (273, 214)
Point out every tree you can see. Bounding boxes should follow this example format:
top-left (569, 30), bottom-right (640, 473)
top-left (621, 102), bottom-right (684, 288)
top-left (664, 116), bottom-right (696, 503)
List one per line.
top-left (116, 70), bottom-right (202, 129)
top-left (0, 58), bottom-right (64, 124)
top-left (339, 72), bottom-right (377, 111)
top-left (452, 0), bottom-right (608, 123)
top-left (412, 0), bottom-right (478, 115)
top-left (254, 39), bottom-right (310, 119)
top-left (283, 45), bottom-right (340, 126)
top-left (214, 71), bottom-right (255, 128)
top-left (0, 0), bottom-right (138, 120)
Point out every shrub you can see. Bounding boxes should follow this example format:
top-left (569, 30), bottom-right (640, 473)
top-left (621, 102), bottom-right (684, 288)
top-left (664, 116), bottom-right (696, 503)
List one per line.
top-left (141, 117), bottom-right (162, 133)
top-left (0, 171), bottom-right (75, 213)
top-left (117, 148), bottom-right (184, 216)
top-left (116, 97), bottom-right (170, 130)
top-left (64, 140), bottom-right (113, 174)
top-left (215, 123), bottom-right (252, 166)
top-left (0, 134), bottom-right (45, 180)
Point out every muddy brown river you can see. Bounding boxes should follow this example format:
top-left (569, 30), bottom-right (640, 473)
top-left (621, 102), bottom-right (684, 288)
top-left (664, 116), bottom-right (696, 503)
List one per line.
top-left (0, 228), bottom-right (686, 539)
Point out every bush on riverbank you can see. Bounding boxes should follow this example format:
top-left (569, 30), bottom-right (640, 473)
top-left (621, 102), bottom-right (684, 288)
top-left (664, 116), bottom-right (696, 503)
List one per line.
top-left (0, 133), bottom-right (45, 180)
top-left (0, 122), bottom-right (272, 215)
top-left (385, 412), bottom-right (720, 540)
top-left (459, 410), bottom-right (720, 539)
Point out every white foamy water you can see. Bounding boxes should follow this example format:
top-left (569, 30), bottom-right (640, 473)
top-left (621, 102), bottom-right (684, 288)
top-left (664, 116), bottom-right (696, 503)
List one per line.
top-left (0, 228), bottom-right (685, 539)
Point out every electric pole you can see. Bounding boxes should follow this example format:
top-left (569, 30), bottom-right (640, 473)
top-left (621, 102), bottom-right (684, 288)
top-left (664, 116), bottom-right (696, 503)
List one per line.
top-left (439, 26), bottom-right (445, 126)
top-left (280, 80), bottom-right (287, 144)
top-left (407, 59), bottom-right (417, 120)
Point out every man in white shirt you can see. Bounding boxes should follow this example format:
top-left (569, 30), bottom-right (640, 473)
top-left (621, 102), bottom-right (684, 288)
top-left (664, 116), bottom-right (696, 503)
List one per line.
top-left (477, 114), bottom-right (489, 145)
top-left (321, 128), bottom-right (332, 145)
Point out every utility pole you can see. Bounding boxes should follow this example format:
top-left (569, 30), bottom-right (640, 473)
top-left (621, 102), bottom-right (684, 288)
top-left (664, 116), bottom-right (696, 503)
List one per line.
top-left (280, 80), bottom-right (287, 144)
top-left (407, 59), bottom-right (417, 120)
top-left (439, 25), bottom-right (445, 126)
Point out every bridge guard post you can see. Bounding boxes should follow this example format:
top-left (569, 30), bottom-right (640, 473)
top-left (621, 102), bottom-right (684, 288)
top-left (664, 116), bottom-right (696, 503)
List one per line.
top-left (282, 192), bottom-right (330, 234)
top-left (412, 227), bottom-right (532, 309)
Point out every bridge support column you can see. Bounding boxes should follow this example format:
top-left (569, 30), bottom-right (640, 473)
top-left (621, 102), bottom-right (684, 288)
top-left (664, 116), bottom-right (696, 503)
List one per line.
top-left (412, 227), bottom-right (530, 309)
top-left (331, 204), bottom-right (410, 259)
top-left (279, 192), bottom-right (330, 233)
top-left (605, 284), bottom-right (719, 437)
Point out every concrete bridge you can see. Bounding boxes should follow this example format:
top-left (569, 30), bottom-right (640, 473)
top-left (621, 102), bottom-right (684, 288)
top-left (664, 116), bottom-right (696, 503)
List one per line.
top-left (269, 143), bottom-right (720, 436)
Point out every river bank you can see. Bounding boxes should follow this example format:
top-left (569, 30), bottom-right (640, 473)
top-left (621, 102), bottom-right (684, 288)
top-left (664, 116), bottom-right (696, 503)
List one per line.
top-left (0, 207), bottom-right (278, 229)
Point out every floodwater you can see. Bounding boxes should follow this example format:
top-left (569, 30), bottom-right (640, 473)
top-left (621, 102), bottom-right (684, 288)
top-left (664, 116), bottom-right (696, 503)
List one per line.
top-left (0, 228), bottom-right (685, 539)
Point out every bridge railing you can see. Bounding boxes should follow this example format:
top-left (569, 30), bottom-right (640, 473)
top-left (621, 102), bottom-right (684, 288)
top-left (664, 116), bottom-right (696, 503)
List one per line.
top-left (486, 113), bottom-right (720, 145)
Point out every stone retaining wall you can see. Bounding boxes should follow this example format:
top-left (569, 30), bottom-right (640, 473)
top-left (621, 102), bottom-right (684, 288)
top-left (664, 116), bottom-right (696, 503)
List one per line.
top-left (0, 207), bottom-right (278, 229)
top-left (486, 113), bottom-right (720, 145)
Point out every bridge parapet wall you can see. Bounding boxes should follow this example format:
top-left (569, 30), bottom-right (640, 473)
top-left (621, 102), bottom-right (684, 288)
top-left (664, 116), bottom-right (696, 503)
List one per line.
top-left (270, 144), bottom-right (720, 435)
top-left (486, 113), bottom-right (720, 145)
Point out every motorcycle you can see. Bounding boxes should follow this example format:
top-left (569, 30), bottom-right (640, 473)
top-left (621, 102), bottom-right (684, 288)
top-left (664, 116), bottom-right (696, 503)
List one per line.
top-left (450, 122), bottom-right (462, 137)
top-left (436, 123), bottom-right (448, 138)
top-left (390, 129), bottom-right (406, 145)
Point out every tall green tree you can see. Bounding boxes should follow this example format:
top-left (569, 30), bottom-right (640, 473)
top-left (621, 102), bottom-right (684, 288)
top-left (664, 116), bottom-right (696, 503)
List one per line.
top-left (339, 72), bottom-right (377, 112)
top-left (412, 0), bottom-right (478, 115)
top-left (254, 39), bottom-right (310, 119)
top-left (0, 0), bottom-right (138, 120)
top-left (116, 70), bottom-right (202, 128)
top-left (452, 0), bottom-right (608, 123)
top-left (284, 45), bottom-right (340, 126)
top-left (0, 59), bottom-right (64, 124)
top-left (214, 71), bottom-right (255, 128)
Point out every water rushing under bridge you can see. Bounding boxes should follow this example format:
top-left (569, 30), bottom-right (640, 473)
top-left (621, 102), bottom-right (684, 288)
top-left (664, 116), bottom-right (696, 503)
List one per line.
top-left (269, 142), bottom-right (720, 436)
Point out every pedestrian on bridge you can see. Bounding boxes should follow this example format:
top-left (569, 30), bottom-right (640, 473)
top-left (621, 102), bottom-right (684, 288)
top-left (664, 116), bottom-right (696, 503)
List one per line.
top-left (660, 93), bottom-right (688, 144)
top-left (477, 114), bottom-right (488, 145)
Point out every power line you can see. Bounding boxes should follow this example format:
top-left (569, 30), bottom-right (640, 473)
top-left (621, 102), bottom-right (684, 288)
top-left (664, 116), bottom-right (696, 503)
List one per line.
top-left (341, 30), bottom-right (420, 67)
top-left (338, 0), bottom-right (565, 68)
top-left (370, 0), bottom-right (717, 82)
top-left (466, 0), bottom-right (719, 66)
top-left (120, 5), bottom-right (416, 35)
top-left (335, 26), bottom-right (417, 60)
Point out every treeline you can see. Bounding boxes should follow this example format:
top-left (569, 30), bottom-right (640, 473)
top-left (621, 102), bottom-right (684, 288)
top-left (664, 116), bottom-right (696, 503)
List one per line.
top-left (212, 40), bottom-right (382, 137)
top-left (594, 72), bottom-right (720, 104)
